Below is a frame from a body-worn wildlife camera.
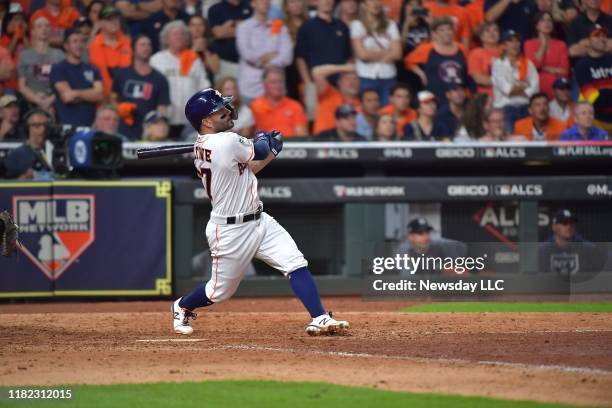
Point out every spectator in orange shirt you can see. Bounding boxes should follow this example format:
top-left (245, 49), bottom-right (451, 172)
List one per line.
top-left (311, 63), bottom-right (361, 136)
top-left (468, 22), bottom-right (501, 96)
top-left (423, 0), bottom-right (472, 48)
top-left (30, 0), bottom-right (81, 48)
top-left (378, 82), bottom-right (416, 136)
top-left (524, 11), bottom-right (569, 99)
top-left (465, 0), bottom-right (485, 35)
top-left (250, 67), bottom-right (308, 138)
top-left (1, 3), bottom-right (28, 91)
top-left (87, 6), bottom-right (133, 99)
top-left (382, 0), bottom-right (403, 22)
top-left (513, 92), bottom-right (566, 141)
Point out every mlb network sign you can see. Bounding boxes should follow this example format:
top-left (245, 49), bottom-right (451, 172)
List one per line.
top-left (12, 195), bottom-right (95, 280)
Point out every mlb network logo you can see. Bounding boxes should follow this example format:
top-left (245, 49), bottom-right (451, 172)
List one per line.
top-left (12, 195), bottom-right (96, 281)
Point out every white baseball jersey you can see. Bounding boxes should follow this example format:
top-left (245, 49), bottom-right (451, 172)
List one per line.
top-left (193, 131), bottom-right (308, 303)
top-left (194, 132), bottom-right (259, 217)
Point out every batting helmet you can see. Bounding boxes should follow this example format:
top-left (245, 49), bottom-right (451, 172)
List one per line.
top-left (184, 88), bottom-right (237, 132)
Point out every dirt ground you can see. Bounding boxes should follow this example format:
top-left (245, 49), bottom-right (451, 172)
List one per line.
top-left (1, 297), bottom-right (611, 407)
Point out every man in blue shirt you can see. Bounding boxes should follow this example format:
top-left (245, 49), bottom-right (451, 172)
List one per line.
top-left (49, 29), bottom-right (103, 128)
top-left (434, 81), bottom-right (467, 139)
top-left (559, 101), bottom-right (608, 141)
top-left (295, 0), bottom-right (351, 84)
top-left (484, 0), bottom-right (537, 41)
top-left (208, 0), bottom-right (252, 78)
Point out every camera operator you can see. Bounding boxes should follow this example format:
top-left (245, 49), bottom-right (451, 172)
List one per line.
top-left (4, 108), bottom-right (53, 179)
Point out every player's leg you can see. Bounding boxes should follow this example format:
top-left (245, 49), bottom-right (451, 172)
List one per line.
top-left (254, 213), bottom-right (349, 335)
top-left (172, 221), bottom-right (259, 335)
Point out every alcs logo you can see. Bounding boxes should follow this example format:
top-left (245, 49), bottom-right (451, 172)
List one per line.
top-left (13, 195), bottom-right (95, 280)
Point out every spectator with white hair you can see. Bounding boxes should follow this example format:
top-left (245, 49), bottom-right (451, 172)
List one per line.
top-left (559, 102), bottom-right (608, 141)
top-left (151, 20), bottom-right (211, 139)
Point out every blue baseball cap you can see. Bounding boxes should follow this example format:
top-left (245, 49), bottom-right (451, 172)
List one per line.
top-left (553, 78), bottom-right (571, 90)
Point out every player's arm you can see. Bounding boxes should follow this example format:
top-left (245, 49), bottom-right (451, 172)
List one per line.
top-left (249, 152), bottom-right (274, 174)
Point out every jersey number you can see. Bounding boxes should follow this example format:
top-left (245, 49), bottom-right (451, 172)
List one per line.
top-left (197, 168), bottom-right (212, 200)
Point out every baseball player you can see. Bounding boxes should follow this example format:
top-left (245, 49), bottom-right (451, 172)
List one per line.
top-left (171, 88), bottom-right (349, 336)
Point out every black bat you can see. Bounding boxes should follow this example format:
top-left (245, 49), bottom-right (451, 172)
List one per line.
top-left (136, 143), bottom-right (194, 159)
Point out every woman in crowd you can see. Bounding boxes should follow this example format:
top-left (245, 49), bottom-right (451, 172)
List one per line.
top-left (454, 93), bottom-right (490, 142)
top-left (491, 30), bottom-right (539, 133)
top-left (188, 14), bottom-right (219, 84)
top-left (374, 112), bottom-right (398, 140)
top-left (468, 22), bottom-right (501, 97)
top-left (282, 0), bottom-right (308, 101)
top-left (216, 76), bottom-right (255, 137)
top-left (351, 0), bottom-right (402, 105)
top-left (524, 11), bottom-right (569, 99)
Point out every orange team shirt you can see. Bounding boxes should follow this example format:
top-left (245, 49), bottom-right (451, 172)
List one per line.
top-left (513, 117), bottom-right (566, 141)
top-left (379, 104), bottom-right (417, 137)
top-left (423, 2), bottom-right (471, 45)
top-left (88, 32), bottom-right (133, 97)
top-left (313, 84), bottom-right (360, 136)
top-left (468, 46), bottom-right (502, 96)
top-left (250, 96), bottom-right (308, 138)
top-left (465, 0), bottom-right (484, 36)
top-left (30, 6), bottom-right (80, 39)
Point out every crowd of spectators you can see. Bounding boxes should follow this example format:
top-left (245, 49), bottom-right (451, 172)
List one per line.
top-left (0, 0), bottom-right (609, 167)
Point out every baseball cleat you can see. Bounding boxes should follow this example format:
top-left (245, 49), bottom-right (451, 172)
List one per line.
top-left (172, 298), bottom-right (197, 335)
top-left (306, 312), bottom-right (349, 336)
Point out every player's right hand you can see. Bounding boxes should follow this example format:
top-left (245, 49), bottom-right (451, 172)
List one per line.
top-left (267, 130), bottom-right (283, 157)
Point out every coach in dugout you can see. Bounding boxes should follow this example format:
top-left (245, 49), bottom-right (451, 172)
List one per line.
top-left (395, 217), bottom-right (467, 275)
top-left (538, 209), bottom-right (607, 276)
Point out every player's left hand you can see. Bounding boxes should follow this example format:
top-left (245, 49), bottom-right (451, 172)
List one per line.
top-left (266, 130), bottom-right (283, 157)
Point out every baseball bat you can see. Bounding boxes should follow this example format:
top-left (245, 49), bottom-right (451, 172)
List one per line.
top-left (136, 143), bottom-right (194, 159)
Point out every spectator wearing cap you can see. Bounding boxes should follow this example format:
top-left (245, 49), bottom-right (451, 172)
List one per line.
top-left (17, 16), bottom-right (64, 111)
top-left (0, 94), bottom-right (22, 141)
top-left (214, 76), bottom-right (254, 137)
top-left (295, 0), bottom-right (352, 86)
top-left (468, 22), bottom-right (502, 97)
top-left (49, 29), bottom-right (103, 127)
top-left (559, 101), bottom-right (608, 141)
top-left (492, 30), bottom-right (539, 133)
top-left (142, 0), bottom-right (190, 53)
top-left (539, 209), bottom-right (607, 276)
top-left (513, 92), bottom-right (566, 141)
top-left (423, 0), bottom-right (472, 49)
top-left (574, 25), bottom-right (612, 134)
top-left (151, 21), bottom-right (211, 139)
top-left (404, 16), bottom-right (469, 104)
top-left (317, 103), bottom-right (365, 141)
top-left (236, 0), bottom-right (293, 102)
top-left (115, 0), bottom-right (163, 38)
top-left (311, 63), bottom-right (361, 136)
top-left (350, 0), bottom-right (402, 106)
top-left (111, 35), bottom-right (170, 141)
top-left (480, 107), bottom-right (525, 141)
top-left (403, 90), bottom-right (445, 141)
top-left (29, 0), bottom-right (81, 48)
top-left (567, 0), bottom-right (612, 58)
top-left (549, 77), bottom-right (574, 126)
top-left (524, 12), bottom-right (569, 100)
top-left (208, 0), bottom-right (253, 79)
top-left (250, 67), bottom-right (308, 138)
top-left (87, 5), bottom-right (133, 99)
top-left (142, 110), bottom-right (170, 141)
top-left (356, 88), bottom-right (380, 140)
top-left (4, 108), bottom-right (53, 179)
top-left (484, 0), bottom-right (537, 40)
top-left (373, 112), bottom-right (398, 140)
top-left (434, 81), bottom-right (467, 139)
top-left (378, 82), bottom-right (416, 137)
top-left (395, 217), bottom-right (467, 275)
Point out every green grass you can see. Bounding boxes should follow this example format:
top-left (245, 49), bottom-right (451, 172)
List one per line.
top-left (0, 380), bottom-right (583, 408)
top-left (401, 302), bottom-right (612, 313)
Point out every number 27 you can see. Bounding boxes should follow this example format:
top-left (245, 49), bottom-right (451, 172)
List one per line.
top-left (197, 168), bottom-right (212, 200)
